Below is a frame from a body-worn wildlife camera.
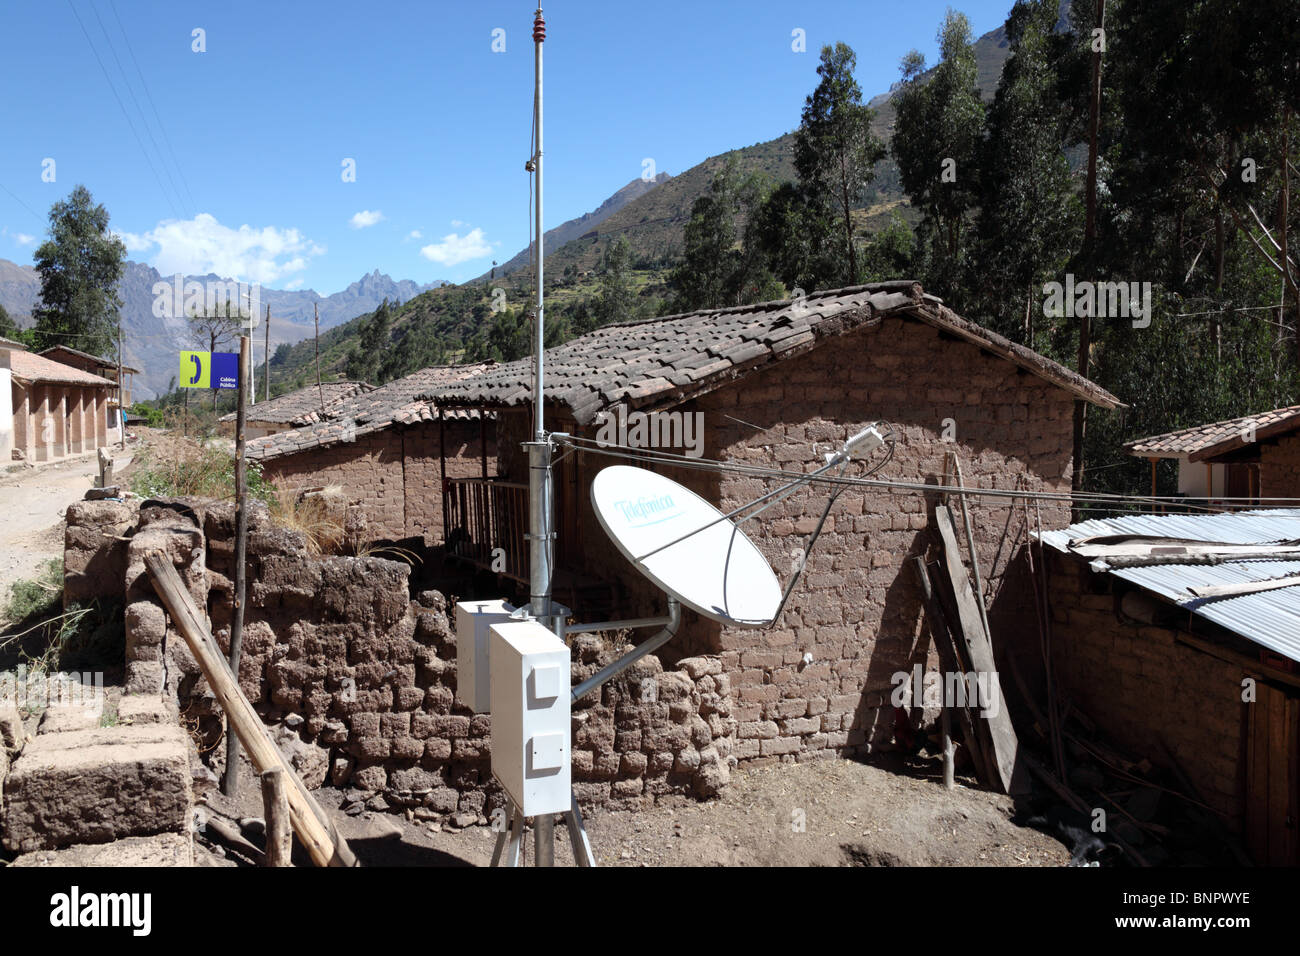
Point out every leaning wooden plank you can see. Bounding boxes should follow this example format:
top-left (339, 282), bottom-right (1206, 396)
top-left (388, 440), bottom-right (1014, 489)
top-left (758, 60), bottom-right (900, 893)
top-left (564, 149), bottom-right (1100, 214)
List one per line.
top-left (145, 552), bottom-right (357, 868)
top-left (934, 506), bottom-right (1030, 795)
top-left (1185, 574), bottom-right (1300, 599)
top-left (910, 556), bottom-right (994, 788)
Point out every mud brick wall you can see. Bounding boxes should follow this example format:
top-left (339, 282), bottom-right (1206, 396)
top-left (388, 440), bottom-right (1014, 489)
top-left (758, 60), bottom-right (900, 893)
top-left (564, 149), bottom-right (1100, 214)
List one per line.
top-left (534, 316), bottom-right (1075, 766)
top-left (700, 316), bottom-right (1074, 759)
top-left (65, 498), bottom-right (739, 820)
top-left (259, 417), bottom-right (495, 545)
top-left (1260, 432), bottom-right (1300, 499)
top-left (123, 499), bottom-right (211, 698)
top-left (1044, 551), bottom-right (1245, 827)
top-left (64, 499), bottom-right (140, 607)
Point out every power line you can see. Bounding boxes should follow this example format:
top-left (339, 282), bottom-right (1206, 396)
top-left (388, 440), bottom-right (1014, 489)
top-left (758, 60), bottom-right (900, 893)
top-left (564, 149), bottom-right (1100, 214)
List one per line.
top-left (0, 181), bottom-right (46, 223)
top-left (108, 0), bottom-right (197, 216)
top-left (65, 0), bottom-right (180, 220)
top-left (557, 434), bottom-right (1300, 514)
top-left (89, 1), bottom-right (188, 219)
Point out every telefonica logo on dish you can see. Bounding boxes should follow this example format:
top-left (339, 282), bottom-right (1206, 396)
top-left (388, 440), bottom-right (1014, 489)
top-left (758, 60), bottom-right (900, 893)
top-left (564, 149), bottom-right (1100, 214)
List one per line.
top-left (614, 494), bottom-right (679, 526)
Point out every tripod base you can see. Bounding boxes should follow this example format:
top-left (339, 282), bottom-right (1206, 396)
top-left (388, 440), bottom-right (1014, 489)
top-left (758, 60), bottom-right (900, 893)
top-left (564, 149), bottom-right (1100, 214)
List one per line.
top-left (490, 790), bottom-right (596, 867)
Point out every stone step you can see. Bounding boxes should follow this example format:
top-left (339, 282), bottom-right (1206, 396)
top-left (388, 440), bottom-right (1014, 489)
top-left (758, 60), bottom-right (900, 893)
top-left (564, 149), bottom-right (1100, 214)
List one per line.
top-left (8, 831), bottom-right (194, 867)
top-left (38, 704), bottom-right (104, 735)
top-left (2, 722), bottom-right (192, 854)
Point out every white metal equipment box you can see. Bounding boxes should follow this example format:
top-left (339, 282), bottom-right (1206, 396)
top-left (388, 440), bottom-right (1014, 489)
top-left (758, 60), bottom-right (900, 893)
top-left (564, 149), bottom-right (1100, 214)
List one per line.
top-left (489, 620), bottom-right (571, 816)
top-left (455, 599), bottom-right (515, 713)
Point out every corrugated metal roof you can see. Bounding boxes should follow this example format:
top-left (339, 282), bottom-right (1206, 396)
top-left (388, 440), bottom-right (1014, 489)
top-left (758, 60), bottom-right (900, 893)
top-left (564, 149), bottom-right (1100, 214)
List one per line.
top-left (1038, 509), bottom-right (1300, 663)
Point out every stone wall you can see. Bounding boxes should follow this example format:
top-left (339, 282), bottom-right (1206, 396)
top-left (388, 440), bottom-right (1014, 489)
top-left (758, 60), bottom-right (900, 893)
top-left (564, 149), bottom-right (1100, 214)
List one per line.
top-left (1261, 431), bottom-right (1300, 500)
top-left (258, 416), bottom-right (495, 545)
top-left (67, 496), bottom-right (736, 822)
top-left (1043, 550), bottom-right (1245, 826)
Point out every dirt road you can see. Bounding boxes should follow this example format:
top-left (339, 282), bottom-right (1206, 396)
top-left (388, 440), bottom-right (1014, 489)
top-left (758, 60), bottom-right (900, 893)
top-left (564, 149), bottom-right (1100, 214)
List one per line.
top-left (0, 451), bottom-right (133, 606)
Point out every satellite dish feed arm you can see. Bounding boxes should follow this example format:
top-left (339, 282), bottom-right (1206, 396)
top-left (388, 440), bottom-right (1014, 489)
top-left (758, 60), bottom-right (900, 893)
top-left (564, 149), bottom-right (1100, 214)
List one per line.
top-left (571, 599), bottom-right (681, 703)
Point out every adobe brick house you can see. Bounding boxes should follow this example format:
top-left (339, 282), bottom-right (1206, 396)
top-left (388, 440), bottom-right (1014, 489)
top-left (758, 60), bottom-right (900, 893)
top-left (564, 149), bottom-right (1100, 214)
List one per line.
top-left (1037, 510), bottom-right (1300, 865)
top-left (248, 364), bottom-right (497, 546)
top-left (1126, 404), bottom-right (1300, 505)
top-left (219, 380), bottom-right (375, 439)
top-left (40, 344), bottom-right (140, 444)
top-left (436, 282), bottom-right (1122, 761)
top-left (1, 347), bottom-right (116, 464)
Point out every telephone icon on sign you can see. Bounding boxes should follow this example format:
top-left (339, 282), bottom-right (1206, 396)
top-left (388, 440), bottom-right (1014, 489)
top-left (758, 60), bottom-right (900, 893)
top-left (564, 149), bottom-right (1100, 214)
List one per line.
top-left (179, 350), bottom-right (211, 389)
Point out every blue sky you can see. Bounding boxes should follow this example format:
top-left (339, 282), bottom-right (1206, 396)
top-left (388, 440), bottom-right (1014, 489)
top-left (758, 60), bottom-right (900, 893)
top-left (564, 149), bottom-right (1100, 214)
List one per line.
top-left (0, 0), bottom-right (1011, 294)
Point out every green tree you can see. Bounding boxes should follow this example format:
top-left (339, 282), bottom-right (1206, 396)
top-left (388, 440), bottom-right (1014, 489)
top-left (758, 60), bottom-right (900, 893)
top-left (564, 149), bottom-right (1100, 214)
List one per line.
top-left (793, 43), bottom-right (886, 285)
top-left (671, 158), bottom-right (780, 310)
top-left (892, 11), bottom-right (985, 299)
top-left (974, 0), bottom-right (1082, 347)
top-left (31, 185), bottom-right (126, 356)
top-left (0, 303), bottom-right (23, 342)
top-left (592, 237), bottom-right (636, 327)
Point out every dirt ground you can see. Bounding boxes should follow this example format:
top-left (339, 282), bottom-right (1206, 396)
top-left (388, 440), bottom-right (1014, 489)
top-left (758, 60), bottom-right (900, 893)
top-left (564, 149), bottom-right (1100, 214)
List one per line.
top-left (194, 751), bottom-right (1069, 868)
top-left (0, 449), bottom-right (134, 604)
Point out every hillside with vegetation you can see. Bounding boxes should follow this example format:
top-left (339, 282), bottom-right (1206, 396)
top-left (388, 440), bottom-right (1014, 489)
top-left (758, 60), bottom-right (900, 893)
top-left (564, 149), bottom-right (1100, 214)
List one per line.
top-left (250, 0), bottom-right (1300, 509)
top-left (256, 10), bottom-right (1021, 396)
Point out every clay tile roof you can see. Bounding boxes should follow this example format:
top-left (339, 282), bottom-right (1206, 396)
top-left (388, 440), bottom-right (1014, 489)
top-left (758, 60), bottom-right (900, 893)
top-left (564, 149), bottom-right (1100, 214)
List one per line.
top-left (220, 381), bottom-right (375, 425)
top-left (1125, 404), bottom-right (1300, 461)
top-left (3, 348), bottom-right (116, 387)
top-left (247, 362), bottom-right (495, 461)
top-left (39, 344), bottom-right (141, 375)
top-left (434, 281), bottom-right (1123, 425)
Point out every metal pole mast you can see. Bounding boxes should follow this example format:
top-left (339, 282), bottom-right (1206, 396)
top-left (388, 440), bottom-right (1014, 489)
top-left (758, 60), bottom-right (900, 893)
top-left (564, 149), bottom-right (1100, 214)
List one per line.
top-left (526, 3), bottom-right (556, 867)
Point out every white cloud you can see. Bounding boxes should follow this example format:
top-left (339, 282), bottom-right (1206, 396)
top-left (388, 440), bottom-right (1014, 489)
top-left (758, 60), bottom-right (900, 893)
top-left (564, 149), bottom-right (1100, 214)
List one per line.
top-left (115, 230), bottom-right (152, 253)
top-left (420, 228), bottom-right (492, 266)
top-left (3, 228), bottom-right (37, 247)
top-left (407, 229), bottom-right (422, 240)
top-left (349, 209), bottom-right (385, 230)
top-left (284, 278), bottom-right (305, 290)
top-left (123, 213), bottom-right (324, 283)
top-left (450, 219), bottom-right (466, 228)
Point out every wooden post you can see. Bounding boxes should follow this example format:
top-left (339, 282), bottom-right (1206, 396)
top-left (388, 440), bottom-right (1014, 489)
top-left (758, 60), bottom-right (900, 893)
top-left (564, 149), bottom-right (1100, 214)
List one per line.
top-left (264, 304), bottom-right (271, 403)
top-left (439, 406), bottom-right (448, 545)
top-left (1149, 457), bottom-right (1158, 512)
top-left (314, 303), bottom-right (323, 414)
top-left (950, 456), bottom-right (992, 645)
top-left (223, 335), bottom-right (250, 797)
top-left (117, 321), bottom-right (125, 449)
top-left (261, 767), bottom-right (292, 867)
top-left (144, 553), bottom-right (357, 867)
top-left (941, 706), bottom-right (955, 791)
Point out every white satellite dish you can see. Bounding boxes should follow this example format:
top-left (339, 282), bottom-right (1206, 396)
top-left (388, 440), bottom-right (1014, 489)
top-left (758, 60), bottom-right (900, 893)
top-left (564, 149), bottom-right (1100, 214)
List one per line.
top-left (591, 465), bottom-right (782, 627)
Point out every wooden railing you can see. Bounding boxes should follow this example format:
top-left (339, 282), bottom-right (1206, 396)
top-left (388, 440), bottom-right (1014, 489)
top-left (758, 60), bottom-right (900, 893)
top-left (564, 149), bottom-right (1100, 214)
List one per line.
top-left (443, 478), bottom-right (529, 582)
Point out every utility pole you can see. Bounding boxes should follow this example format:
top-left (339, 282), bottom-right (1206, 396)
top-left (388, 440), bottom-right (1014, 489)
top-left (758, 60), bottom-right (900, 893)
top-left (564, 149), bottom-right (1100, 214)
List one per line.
top-left (117, 318), bottom-right (125, 449)
top-left (264, 304), bottom-right (271, 402)
top-left (1071, 0), bottom-right (1105, 517)
top-left (314, 302), bottom-right (324, 414)
top-left (223, 334), bottom-right (250, 797)
top-left (525, 3), bottom-right (557, 868)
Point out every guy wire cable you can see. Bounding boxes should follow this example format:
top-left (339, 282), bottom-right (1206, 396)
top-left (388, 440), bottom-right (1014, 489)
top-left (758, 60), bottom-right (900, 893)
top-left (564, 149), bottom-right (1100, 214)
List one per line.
top-left (556, 433), bottom-right (1300, 514)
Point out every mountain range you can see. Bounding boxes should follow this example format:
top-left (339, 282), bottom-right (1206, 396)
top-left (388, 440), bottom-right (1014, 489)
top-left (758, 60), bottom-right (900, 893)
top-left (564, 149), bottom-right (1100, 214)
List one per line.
top-left (0, 259), bottom-right (447, 398)
top-left (3, 6), bottom-right (1032, 400)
